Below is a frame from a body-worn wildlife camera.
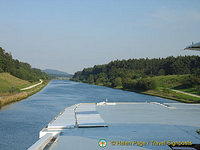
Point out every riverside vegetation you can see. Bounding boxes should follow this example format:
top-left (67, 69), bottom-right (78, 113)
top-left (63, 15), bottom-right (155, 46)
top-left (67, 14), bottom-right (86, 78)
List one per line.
top-left (72, 56), bottom-right (200, 103)
top-left (0, 75), bottom-right (49, 106)
top-left (0, 47), bottom-right (49, 107)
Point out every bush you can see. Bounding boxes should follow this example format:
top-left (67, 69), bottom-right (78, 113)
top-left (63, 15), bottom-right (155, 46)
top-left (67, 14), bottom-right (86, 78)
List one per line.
top-left (104, 82), bottom-right (112, 87)
top-left (112, 77), bottom-right (122, 87)
top-left (136, 78), bottom-right (157, 91)
top-left (197, 129), bottom-right (200, 134)
top-left (0, 68), bottom-right (3, 73)
top-left (181, 75), bottom-right (200, 88)
top-left (122, 78), bottom-right (136, 89)
top-left (163, 88), bottom-right (171, 94)
top-left (158, 69), bottom-right (165, 75)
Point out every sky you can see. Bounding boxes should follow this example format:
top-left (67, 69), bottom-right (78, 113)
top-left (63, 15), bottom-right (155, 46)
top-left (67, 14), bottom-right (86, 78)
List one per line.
top-left (0, 0), bottom-right (199, 74)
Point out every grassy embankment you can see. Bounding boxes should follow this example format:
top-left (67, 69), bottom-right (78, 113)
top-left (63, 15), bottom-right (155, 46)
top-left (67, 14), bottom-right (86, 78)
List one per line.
top-left (73, 74), bottom-right (200, 103)
top-left (0, 73), bottom-right (49, 107)
top-left (139, 75), bottom-right (200, 103)
top-left (100, 75), bottom-right (200, 103)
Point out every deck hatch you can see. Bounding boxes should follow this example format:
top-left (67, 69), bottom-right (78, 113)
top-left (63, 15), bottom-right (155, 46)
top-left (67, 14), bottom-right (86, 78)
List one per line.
top-left (75, 103), bottom-right (108, 127)
top-left (47, 105), bottom-right (76, 129)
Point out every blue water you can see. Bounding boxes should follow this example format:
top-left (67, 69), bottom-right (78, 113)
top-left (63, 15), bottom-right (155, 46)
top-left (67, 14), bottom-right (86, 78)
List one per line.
top-left (0, 80), bottom-right (175, 150)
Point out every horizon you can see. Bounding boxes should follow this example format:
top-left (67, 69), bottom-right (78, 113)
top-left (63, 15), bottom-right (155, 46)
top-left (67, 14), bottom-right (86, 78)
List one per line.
top-left (0, 0), bottom-right (199, 74)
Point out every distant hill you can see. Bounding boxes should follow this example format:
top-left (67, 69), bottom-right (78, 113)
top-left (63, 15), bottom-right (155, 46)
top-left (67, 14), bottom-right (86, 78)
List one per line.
top-left (42, 69), bottom-right (73, 78)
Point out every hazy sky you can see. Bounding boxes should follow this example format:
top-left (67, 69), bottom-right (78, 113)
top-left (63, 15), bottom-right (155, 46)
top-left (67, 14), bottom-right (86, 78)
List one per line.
top-left (0, 0), bottom-right (199, 74)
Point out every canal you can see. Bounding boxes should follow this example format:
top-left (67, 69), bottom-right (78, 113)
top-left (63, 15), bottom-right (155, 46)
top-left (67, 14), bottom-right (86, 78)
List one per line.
top-left (0, 80), bottom-right (175, 150)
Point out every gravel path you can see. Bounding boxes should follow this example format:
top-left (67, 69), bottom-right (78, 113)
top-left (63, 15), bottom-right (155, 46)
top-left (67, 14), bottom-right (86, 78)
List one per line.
top-left (20, 79), bottom-right (43, 91)
top-left (171, 89), bottom-right (200, 98)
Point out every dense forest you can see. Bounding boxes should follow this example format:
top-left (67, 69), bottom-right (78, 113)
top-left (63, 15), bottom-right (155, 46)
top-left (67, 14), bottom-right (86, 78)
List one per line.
top-left (0, 47), bottom-right (48, 82)
top-left (73, 56), bottom-right (200, 91)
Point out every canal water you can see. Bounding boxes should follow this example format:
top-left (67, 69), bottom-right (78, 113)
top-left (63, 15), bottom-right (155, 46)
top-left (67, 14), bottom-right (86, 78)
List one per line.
top-left (0, 80), bottom-right (175, 150)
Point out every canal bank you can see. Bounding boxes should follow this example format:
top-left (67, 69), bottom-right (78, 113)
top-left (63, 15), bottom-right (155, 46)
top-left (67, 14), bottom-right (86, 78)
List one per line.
top-left (71, 80), bottom-right (200, 104)
top-left (0, 80), bottom-right (49, 107)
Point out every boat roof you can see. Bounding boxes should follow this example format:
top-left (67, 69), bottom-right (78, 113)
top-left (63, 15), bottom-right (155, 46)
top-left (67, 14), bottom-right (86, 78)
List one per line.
top-left (28, 102), bottom-right (200, 150)
top-left (184, 42), bottom-right (200, 51)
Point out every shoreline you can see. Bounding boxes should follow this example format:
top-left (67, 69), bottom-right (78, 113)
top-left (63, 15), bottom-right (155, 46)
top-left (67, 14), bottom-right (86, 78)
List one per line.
top-left (0, 80), bottom-right (50, 108)
top-left (121, 87), bottom-right (200, 103)
top-left (118, 88), bottom-right (200, 103)
top-left (141, 90), bottom-right (200, 103)
top-left (115, 88), bottom-right (199, 103)
top-left (71, 79), bottom-right (200, 103)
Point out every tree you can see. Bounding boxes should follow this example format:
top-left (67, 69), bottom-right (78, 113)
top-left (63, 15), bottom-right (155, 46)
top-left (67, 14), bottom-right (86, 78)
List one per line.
top-left (88, 75), bottom-right (94, 83)
top-left (136, 78), bottom-right (156, 91)
top-left (158, 69), bottom-right (165, 75)
top-left (72, 55), bottom-right (200, 90)
top-left (181, 75), bottom-right (200, 88)
top-left (112, 77), bottom-right (122, 87)
top-left (0, 46), bottom-right (49, 81)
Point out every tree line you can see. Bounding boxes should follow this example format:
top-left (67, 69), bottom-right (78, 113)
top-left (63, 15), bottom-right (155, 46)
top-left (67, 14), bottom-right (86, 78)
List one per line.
top-left (0, 47), bottom-right (48, 82)
top-left (73, 56), bottom-right (200, 91)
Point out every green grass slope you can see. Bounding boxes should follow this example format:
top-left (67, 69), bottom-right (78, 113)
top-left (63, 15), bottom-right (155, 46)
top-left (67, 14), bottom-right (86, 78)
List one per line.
top-left (0, 73), bottom-right (30, 95)
top-left (153, 75), bottom-right (187, 88)
top-left (143, 75), bottom-right (200, 103)
top-left (0, 73), bottom-right (49, 106)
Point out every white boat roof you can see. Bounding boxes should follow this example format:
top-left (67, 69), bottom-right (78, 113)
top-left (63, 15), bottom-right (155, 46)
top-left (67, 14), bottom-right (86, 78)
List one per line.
top-left (184, 42), bottom-right (200, 51)
top-left (29, 102), bottom-right (200, 150)
top-left (47, 105), bottom-right (76, 129)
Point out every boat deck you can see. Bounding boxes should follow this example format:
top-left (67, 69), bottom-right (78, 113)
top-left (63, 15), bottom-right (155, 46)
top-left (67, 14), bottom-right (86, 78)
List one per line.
top-left (29, 102), bottom-right (200, 150)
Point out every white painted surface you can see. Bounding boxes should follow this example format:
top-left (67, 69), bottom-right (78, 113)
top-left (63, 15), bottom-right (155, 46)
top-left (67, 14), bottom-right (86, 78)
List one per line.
top-left (29, 102), bottom-right (200, 150)
top-left (77, 113), bottom-right (108, 127)
top-left (151, 102), bottom-right (176, 109)
top-left (47, 103), bottom-right (108, 128)
top-left (76, 103), bottom-right (96, 112)
top-left (97, 102), bottom-right (117, 106)
top-left (39, 130), bottom-right (60, 138)
top-left (28, 103), bottom-right (108, 149)
top-left (76, 103), bottom-right (107, 127)
top-left (28, 133), bottom-right (54, 150)
top-left (48, 105), bottom-right (76, 129)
